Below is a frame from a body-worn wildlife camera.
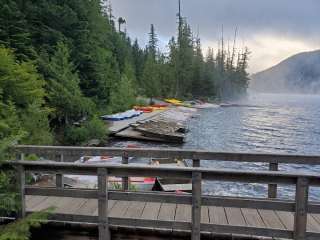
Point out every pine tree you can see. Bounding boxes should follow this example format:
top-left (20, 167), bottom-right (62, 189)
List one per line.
top-left (148, 24), bottom-right (158, 59)
top-left (142, 55), bottom-right (160, 101)
top-left (0, 1), bottom-right (35, 61)
top-left (47, 42), bottom-right (93, 126)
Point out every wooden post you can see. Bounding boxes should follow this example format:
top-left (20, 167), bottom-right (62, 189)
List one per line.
top-left (20, 153), bottom-right (25, 161)
top-left (294, 177), bottom-right (309, 240)
top-left (193, 159), bottom-right (200, 167)
top-left (192, 171), bottom-right (202, 240)
top-left (98, 168), bottom-right (110, 240)
top-left (18, 165), bottom-right (26, 218)
top-left (268, 162), bottom-right (278, 198)
top-left (56, 154), bottom-right (64, 188)
top-left (122, 153), bottom-right (129, 191)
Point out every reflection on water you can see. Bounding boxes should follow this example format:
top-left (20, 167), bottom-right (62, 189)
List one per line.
top-left (185, 93), bottom-right (320, 200)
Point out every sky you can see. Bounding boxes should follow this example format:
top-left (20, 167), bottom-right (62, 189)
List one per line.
top-left (111, 0), bottom-right (320, 74)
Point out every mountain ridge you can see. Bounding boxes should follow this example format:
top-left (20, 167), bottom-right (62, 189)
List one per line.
top-left (250, 49), bottom-right (320, 93)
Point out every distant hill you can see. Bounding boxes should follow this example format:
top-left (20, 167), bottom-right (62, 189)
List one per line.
top-left (250, 50), bottom-right (320, 94)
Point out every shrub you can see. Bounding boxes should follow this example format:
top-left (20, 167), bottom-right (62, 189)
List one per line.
top-left (64, 117), bottom-right (107, 145)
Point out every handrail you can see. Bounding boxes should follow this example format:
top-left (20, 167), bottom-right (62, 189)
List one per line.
top-left (12, 160), bottom-right (320, 240)
top-left (14, 145), bottom-right (320, 164)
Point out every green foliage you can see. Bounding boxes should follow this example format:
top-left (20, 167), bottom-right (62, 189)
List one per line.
top-left (110, 182), bottom-right (138, 191)
top-left (46, 41), bottom-right (94, 125)
top-left (109, 65), bottom-right (136, 113)
top-left (0, 46), bottom-right (52, 147)
top-left (64, 117), bottom-right (107, 145)
top-left (0, 211), bottom-right (52, 240)
top-left (0, 171), bottom-right (19, 216)
top-left (142, 55), bottom-right (161, 99)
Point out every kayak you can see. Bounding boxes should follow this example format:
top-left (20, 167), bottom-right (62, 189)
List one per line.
top-left (101, 109), bottom-right (142, 121)
top-left (151, 103), bottom-right (169, 108)
top-left (134, 106), bottom-right (154, 113)
top-left (165, 98), bottom-right (182, 105)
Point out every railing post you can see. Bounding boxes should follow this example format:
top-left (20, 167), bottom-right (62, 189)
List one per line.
top-left (193, 159), bottom-right (200, 167)
top-left (98, 168), bottom-right (110, 240)
top-left (56, 154), bottom-right (64, 188)
top-left (268, 162), bottom-right (278, 198)
top-left (122, 153), bottom-right (129, 191)
top-left (18, 165), bottom-right (26, 218)
top-left (192, 171), bottom-right (202, 240)
top-left (294, 177), bottom-right (309, 240)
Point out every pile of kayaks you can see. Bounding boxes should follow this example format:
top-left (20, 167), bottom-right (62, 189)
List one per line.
top-left (101, 109), bottom-right (142, 121)
top-left (134, 104), bottom-right (168, 113)
top-left (165, 98), bottom-right (192, 108)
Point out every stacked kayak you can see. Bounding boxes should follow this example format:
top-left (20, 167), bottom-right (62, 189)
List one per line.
top-left (134, 106), bottom-right (154, 113)
top-left (134, 104), bottom-right (168, 112)
top-left (165, 98), bottom-right (182, 105)
top-left (101, 109), bottom-right (142, 121)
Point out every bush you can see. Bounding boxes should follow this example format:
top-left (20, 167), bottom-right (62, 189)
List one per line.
top-left (0, 211), bottom-right (52, 240)
top-left (64, 117), bottom-right (107, 145)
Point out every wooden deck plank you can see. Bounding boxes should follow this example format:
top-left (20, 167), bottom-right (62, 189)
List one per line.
top-left (201, 206), bottom-right (210, 224)
top-left (158, 203), bottom-right (176, 221)
top-left (258, 210), bottom-right (285, 230)
top-left (225, 207), bottom-right (246, 226)
top-left (174, 204), bottom-right (191, 222)
top-left (311, 214), bottom-right (320, 225)
top-left (141, 202), bottom-right (161, 220)
top-left (26, 196), bottom-right (48, 211)
top-left (76, 199), bottom-right (98, 216)
top-left (109, 200), bottom-right (130, 218)
top-left (123, 201), bottom-right (146, 219)
top-left (276, 211), bottom-right (294, 230)
top-left (92, 200), bottom-right (116, 216)
top-left (29, 196), bottom-right (62, 212)
top-left (25, 196), bottom-right (320, 238)
top-left (55, 198), bottom-right (87, 215)
top-left (307, 215), bottom-right (320, 233)
top-left (208, 206), bottom-right (228, 225)
top-left (241, 208), bottom-right (265, 228)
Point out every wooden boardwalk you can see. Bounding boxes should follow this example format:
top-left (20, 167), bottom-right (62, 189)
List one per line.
top-left (13, 145), bottom-right (320, 240)
top-left (26, 196), bottom-right (320, 234)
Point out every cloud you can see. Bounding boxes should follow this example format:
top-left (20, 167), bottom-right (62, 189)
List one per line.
top-left (110, 0), bottom-right (320, 73)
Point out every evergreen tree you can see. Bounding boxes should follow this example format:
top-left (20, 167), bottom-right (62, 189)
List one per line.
top-left (0, 0), bottom-right (35, 61)
top-left (148, 24), bottom-right (158, 59)
top-left (142, 55), bottom-right (160, 101)
top-left (46, 42), bottom-right (93, 126)
top-left (132, 39), bottom-right (146, 90)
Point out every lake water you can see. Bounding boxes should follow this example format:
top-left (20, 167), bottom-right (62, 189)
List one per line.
top-left (184, 93), bottom-right (320, 200)
top-left (110, 93), bottom-right (320, 200)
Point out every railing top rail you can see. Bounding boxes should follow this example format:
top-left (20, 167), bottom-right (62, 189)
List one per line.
top-left (14, 145), bottom-right (320, 165)
top-left (12, 160), bottom-right (320, 186)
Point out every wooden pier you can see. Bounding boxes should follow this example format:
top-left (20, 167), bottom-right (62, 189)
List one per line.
top-left (11, 145), bottom-right (320, 239)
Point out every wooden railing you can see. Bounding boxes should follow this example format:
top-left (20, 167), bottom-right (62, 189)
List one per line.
top-left (15, 145), bottom-right (320, 198)
top-left (10, 145), bottom-right (320, 240)
top-left (14, 161), bottom-right (320, 240)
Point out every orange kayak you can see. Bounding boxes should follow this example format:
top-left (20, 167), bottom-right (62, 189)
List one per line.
top-left (134, 106), bottom-right (154, 112)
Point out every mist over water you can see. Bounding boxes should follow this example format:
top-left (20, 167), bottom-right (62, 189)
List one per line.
top-left (109, 93), bottom-right (320, 200)
top-left (185, 93), bottom-right (320, 200)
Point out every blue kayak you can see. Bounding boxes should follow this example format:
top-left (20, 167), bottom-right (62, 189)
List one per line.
top-left (101, 110), bottom-right (142, 121)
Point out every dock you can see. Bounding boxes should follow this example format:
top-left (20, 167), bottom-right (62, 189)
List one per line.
top-left (107, 110), bottom-right (163, 134)
top-left (11, 145), bottom-right (320, 240)
top-left (108, 107), bottom-right (197, 143)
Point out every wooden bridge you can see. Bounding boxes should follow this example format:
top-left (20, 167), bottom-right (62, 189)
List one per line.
top-left (11, 145), bottom-right (320, 240)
